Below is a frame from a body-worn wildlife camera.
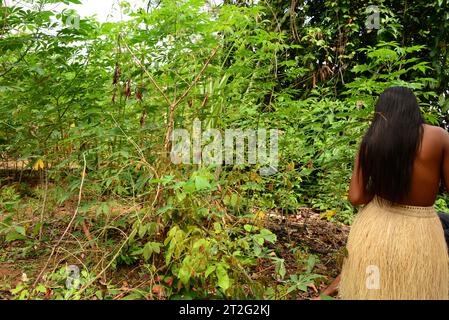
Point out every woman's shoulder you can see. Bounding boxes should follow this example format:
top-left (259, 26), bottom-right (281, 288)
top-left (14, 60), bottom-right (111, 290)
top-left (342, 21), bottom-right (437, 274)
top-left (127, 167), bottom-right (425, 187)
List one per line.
top-left (423, 123), bottom-right (446, 132)
top-left (423, 124), bottom-right (448, 137)
top-left (422, 124), bottom-right (449, 149)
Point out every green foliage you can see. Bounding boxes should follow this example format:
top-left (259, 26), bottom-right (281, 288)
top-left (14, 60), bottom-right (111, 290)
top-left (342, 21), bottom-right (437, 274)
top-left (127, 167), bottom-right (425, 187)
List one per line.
top-left (435, 196), bottom-right (449, 214)
top-left (113, 169), bottom-right (284, 299)
top-left (1, 0), bottom-right (449, 300)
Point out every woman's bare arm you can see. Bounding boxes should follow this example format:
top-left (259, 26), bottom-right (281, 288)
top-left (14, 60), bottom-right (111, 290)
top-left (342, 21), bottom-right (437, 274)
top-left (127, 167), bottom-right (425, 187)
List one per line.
top-left (348, 151), bottom-right (374, 205)
top-left (440, 128), bottom-right (449, 193)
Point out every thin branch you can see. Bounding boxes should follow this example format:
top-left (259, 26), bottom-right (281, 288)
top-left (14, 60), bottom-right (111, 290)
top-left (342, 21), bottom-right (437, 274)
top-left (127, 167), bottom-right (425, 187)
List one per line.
top-left (0, 35), bottom-right (34, 78)
top-left (32, 153), bottom-right (87, 288)
top-left (38, 167), bottom-right (49, 240)
top-left (173, 47), bottom-right (219, 108)
top-left (164, 46), bottom-right (219, 150)
top-left (119, 34), bottom-right (172, 105)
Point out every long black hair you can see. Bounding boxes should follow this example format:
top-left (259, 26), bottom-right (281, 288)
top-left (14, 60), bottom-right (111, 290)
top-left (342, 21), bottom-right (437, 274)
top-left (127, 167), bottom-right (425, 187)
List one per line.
top-left (359, 86), bottom-right (424, 203)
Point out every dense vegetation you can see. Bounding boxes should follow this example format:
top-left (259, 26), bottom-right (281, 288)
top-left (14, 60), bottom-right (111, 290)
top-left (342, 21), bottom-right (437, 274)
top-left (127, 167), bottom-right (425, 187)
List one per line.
top-left (1, 0), bottom-right (449, 299)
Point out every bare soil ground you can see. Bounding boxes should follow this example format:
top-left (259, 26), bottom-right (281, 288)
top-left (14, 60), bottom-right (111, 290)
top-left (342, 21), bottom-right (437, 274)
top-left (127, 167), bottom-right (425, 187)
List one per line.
top-left (265, 209), bottom-right (349, 298)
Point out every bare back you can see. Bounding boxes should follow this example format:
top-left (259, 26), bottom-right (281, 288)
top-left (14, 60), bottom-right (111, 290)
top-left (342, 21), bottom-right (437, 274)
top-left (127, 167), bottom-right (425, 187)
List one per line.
top-left (406, 124), bottom-right (449, 206)
top-left (348, 124), bottom-right (449, 206)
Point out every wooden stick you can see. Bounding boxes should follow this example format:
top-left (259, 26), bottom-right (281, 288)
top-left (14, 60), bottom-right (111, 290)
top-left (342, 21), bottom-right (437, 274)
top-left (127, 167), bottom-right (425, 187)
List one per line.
top-left (32, 153), bottom-right (87, 288)
top-left (119, 34), bottom-right (172, 106)
top-left (164, 47), bottom-right (219, 151)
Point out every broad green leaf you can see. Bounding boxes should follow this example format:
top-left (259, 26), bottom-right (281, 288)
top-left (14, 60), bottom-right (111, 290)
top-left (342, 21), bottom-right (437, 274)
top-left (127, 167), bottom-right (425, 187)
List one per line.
top-left (216, 263), bottom-right (229, 291)
top-left (194, 176), bottom-right (211, 191)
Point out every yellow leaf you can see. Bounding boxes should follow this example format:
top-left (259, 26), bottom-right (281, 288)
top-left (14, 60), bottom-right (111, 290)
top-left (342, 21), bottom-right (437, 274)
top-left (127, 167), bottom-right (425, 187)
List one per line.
top-left (320, 210), bottom-right (336, 221)
top-left (249, 172), bottom-right (261, 183)
top-left (254, 210), bottom-right (266, 227)
top-left (286, 162), bottom-right (295, 172)
top-left (70, 123), bottom-right (75, 128)
top-left (32, 159), bottom-right (44, 171)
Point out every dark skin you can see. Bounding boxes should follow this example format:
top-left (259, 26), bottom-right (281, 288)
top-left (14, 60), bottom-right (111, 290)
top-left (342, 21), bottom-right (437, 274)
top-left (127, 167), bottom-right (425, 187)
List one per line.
top-left (313, 124), bottom-right (449, 299)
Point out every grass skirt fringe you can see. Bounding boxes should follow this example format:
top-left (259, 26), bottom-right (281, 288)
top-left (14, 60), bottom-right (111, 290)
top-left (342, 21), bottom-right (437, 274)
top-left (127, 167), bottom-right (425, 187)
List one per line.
top-left (339, 196), bottom-right (449, 300)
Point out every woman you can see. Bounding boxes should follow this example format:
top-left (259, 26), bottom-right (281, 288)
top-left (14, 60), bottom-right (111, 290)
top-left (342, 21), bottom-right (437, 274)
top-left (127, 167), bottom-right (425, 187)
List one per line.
top-left (337, 87), bottom-right (449, 299)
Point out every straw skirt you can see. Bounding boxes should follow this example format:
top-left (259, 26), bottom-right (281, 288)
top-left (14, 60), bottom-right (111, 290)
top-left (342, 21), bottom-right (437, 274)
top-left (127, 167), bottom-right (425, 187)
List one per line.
top-left (339, 197), bottom-right (449, 300)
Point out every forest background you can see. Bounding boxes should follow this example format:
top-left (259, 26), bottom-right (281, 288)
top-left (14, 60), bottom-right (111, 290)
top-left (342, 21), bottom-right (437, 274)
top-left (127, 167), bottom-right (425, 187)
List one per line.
top-left (1, 0), bottom-right (449, 300)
